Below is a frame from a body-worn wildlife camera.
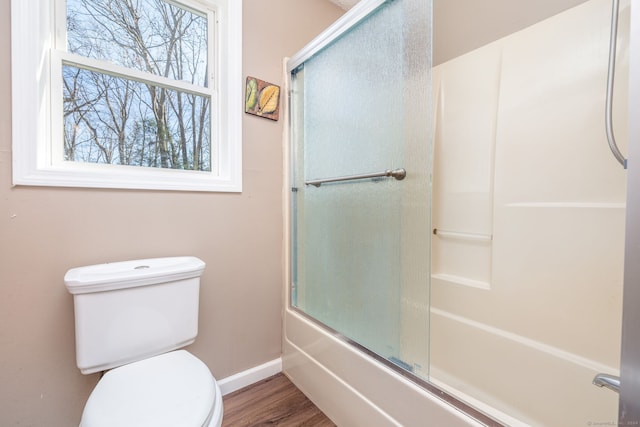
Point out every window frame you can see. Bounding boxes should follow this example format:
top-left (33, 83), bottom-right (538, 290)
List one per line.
top-left (11, 0), bottom-right (242, 192)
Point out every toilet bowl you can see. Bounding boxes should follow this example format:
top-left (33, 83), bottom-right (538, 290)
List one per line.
top-left (64, 257), bottom-right (223, 427)
top-left (80, 351), bottom-right (223, 427)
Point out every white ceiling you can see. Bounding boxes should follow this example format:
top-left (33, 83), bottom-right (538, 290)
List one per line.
top-left (327, 0), bottom-right (591, 64)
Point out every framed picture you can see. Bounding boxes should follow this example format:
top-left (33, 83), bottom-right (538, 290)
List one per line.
top-left (245, 76), bottom-right (281, 121)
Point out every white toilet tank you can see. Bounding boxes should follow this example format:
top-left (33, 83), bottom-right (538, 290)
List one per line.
top-left (64, 257), bottom-right (206, 374)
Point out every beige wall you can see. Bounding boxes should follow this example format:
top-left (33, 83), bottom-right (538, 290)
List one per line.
top-left (0, 1), bottom-right (343, 425)
top-left (433, 0), bottom-right (590, 65)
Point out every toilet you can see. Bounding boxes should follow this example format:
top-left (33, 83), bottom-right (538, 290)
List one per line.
top-left (64, 256), bottom-right (223, 427)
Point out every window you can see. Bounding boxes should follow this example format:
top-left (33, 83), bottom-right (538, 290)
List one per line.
top-left (11, 0), bottom-right (242, 192)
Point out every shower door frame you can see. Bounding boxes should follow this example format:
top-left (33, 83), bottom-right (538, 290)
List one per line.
top-left (618, 1), bottom-right (640, 424)
top-left (285, 0), bottom-right (501, 425)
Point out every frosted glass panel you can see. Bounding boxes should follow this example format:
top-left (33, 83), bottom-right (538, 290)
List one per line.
top-left (290, 0), bottom-right (431, 378)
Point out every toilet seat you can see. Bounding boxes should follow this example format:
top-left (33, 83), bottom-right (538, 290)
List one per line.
top-left (80, 350), bottom-right (223, 427)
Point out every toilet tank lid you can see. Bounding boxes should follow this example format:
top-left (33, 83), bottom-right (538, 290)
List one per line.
top-left (64, 256), bottom-right (205, 294)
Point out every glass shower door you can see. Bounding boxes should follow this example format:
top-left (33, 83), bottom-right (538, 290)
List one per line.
top-left (289, 0), bottom-right (431, 379)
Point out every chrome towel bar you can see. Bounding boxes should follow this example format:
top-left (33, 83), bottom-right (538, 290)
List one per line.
top-left (305, 168), bottom-right (406, 187)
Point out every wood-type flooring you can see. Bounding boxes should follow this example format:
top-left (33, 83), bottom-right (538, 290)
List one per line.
top-left (222, 373), bottom-right (336, 427)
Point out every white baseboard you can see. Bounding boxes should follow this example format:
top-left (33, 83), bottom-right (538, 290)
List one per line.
top-left (217, 358), bottom-right (282, 396)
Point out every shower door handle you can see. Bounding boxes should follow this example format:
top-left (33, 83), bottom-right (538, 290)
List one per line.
top-left (593, 373), bottom-right (620, 393)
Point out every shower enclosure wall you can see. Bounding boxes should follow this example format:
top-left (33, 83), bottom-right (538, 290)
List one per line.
top-left (429, 0), bottom-right (628, 424)
top-left (284, 0), bottom-right (635, 425)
